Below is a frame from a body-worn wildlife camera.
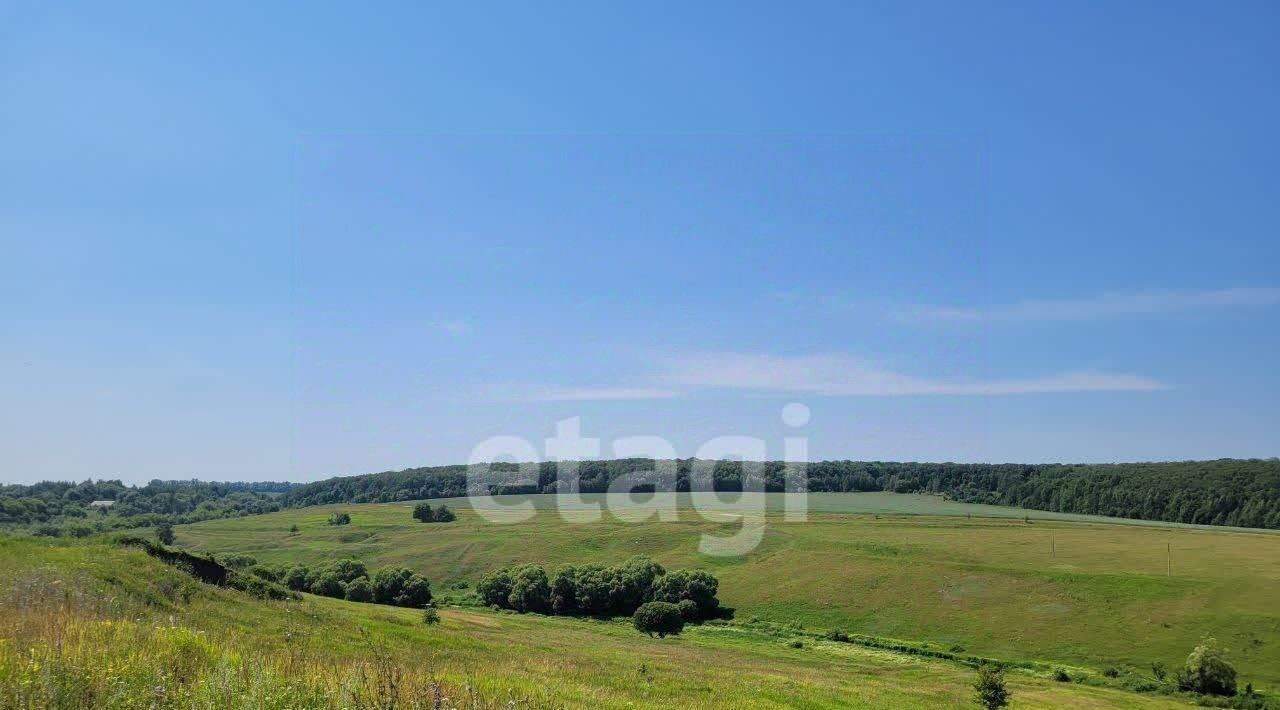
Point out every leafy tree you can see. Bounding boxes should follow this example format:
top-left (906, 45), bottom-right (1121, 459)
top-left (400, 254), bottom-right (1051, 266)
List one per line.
top-left (327, 512), bottom-right (351, 526)
top-left (507, 564), bottom-right (551, 613)
top-left (974, 665), bottom-right (1010, 709)
top-left (614, 556), bottom-right (665, 613)
top-left (155, 522), bottom-right (175, 545)
top-left (1177, 637), bottom-right (1237, 696)
top-left (398, 575), bottom-right (433, 608)
top-left (477, 567), bottom-right (515, 607)
top-left (371, 566), bottom-right (432, 607)
top-left (422, 606), bottom-right (440, 625)
top-left (676, 599), bottom-right (699, 622)
top-left (571, 565), bottom-right (615, 616)
top-left (633, 601), bottom-right (684, 638)
top-left (344, 576), bottom-right (373, 602)
top-left (412, 502), bottom-right (455, 523)
top-left (372, 566), bottom-right (411, 604)
top-left (550, 565), bottom-right (578, 615)
top-left (326, 559), bottom-right (369, 584)
top-left (310, 571), bottom-right (345, 598)
top-left (283, 565), bottom-right (310, 591)
top-left (650, 569), bottom-right (719, 618)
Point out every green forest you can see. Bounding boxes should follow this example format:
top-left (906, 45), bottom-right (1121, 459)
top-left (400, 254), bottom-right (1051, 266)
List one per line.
top-left (8, 458), bottom-right (1278, 534)
top-left (280, 458), bottom-right (1280, 529)
top-left (0, 479), bottom-right (296, 531)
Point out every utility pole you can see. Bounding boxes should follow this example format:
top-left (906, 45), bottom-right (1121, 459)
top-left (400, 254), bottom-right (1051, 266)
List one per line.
top-left (1167, 542), bottom-right (1172, 577)
top-left (1051, 534), bottom-right (1055, 559)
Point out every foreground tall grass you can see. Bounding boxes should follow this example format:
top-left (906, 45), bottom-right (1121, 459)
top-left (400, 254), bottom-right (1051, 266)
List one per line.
top-left (0, 541), bottom-right (538, 709)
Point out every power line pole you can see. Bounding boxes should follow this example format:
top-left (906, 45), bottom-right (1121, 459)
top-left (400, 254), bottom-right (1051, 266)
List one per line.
top-left (1167, 542), bottom-right (1172, 577)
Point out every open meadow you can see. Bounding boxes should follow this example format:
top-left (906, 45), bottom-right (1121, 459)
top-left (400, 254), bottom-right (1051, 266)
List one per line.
top-left (178, 492), bottom-right (1280, 691)
top-left (0, 536), bottom-right (1201, 708)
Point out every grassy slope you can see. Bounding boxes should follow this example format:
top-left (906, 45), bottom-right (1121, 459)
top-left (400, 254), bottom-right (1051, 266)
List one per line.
top-left (0, 536), bottom-right (1191, 708)
top-left (178, 493), bottom-right (1280, 689)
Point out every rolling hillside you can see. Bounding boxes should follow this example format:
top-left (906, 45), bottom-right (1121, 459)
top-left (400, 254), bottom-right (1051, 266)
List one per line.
top-left (178, 493), bottom-right (1280, 690)
top-left (0, 536), bottom-right (1197, 709)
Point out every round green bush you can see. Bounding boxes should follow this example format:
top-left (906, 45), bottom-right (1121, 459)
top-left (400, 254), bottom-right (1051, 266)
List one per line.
top-left (1178, 637), bottom-right (1237, 696)
top-left (632, 601), bottom-right (685, 638)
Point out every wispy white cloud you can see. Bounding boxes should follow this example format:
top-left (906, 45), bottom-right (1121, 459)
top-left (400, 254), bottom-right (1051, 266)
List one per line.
top-left (656, 352), bottom-right (1166, 396)
top-left (533, 386), bottom-right (682, 402)
top-left (502, 352), bottom-right (1166, 401)
top-left (896, 287), bottom-right (1280, 324)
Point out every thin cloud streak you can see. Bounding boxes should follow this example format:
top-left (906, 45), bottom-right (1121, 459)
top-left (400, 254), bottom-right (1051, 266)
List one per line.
top-left (505, 352), bottom-right (1167, 401)
top-left (657, 352), bottom-right (1167, 396)
top-left (898, 287), bottom-right (1280, 324)
top-left (534, 386), bottom-right (682, 401)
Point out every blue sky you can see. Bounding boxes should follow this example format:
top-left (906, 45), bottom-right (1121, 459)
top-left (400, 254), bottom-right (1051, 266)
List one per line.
top-left (3, 2), bottom-right (1279, 484)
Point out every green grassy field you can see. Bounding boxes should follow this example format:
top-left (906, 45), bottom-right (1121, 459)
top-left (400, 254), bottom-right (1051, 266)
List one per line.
top-left (177, 492), bottom-right (1280, 692)
top-left (0, 536), bottom-right (1201, 708)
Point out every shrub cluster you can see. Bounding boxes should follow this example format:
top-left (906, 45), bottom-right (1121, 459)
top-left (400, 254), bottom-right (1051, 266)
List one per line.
top-left (327, 512), bottom-right (351, 526)
top-left (974, 665), bottom-right (1010, 709)
top-left (476, 556), bottom-right (719, 620)
top-left (411, 503), bottom-right (456, 523)
top-left (633, 601), bottom-right (684, 637)
top-left (1177, 637), bottom-right (1238, 697)
top-left (251, 560), bottom-right (431, 608)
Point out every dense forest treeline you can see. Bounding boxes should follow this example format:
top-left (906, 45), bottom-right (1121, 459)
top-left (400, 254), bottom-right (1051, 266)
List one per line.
top-left (0, 479), bottom-right (297, 531)
top-left (8, 458), bottom-right (1278, 532)
top-left (281, 458), bottom-right (1280, 530)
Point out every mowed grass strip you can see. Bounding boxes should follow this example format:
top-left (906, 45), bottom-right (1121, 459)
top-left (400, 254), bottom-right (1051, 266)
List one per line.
top-left (178, 493), bottom-right (1280, 689)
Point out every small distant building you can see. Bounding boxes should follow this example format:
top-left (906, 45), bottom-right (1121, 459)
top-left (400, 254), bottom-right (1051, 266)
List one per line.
top-left (89, 500), bottom-right (115, 508)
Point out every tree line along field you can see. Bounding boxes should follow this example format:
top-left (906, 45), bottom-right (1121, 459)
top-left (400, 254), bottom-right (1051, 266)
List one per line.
top-left (0, 536), bottom-right (1197, 708)
top-left (278, 458), bottom-right (1280, 529)
top-left (176, 493), bottom-right (1280, 691)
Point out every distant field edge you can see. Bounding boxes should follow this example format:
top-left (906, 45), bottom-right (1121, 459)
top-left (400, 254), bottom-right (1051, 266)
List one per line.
top-left (381, 492), bottom-right (1280, 535)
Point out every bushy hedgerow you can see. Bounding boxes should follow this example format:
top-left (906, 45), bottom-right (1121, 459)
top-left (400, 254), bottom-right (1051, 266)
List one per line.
top-left (113, 535), bottom-right (297, 600)
top-left (227, 570), bottom-right (297, 600)
top-left (650, 569), bottom-right (719, 618)
top-left (262, 560), bottom-right (430, 608)
top-left (344, 576), bottom-right (373, 602)
top-left (411, 502), bottom-right (456, 523)
top-left (215, 552), bottom-right (258, 569)
top-left (479, 556), bottom-right (720, 621)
